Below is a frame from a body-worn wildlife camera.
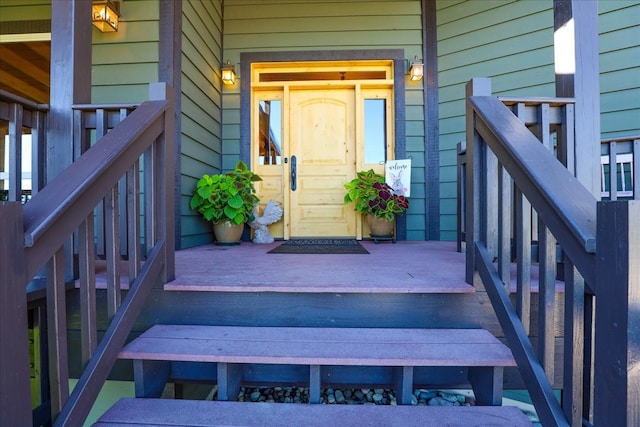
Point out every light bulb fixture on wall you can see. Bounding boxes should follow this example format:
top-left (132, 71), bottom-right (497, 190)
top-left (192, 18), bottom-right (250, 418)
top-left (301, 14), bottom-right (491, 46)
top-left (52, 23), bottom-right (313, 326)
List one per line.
top-left (92, 0), bottom-right (120, 32)
top-left (221, 61), bottom-right (236, 85)
top-left (409, 56), bottom-right (424, 81)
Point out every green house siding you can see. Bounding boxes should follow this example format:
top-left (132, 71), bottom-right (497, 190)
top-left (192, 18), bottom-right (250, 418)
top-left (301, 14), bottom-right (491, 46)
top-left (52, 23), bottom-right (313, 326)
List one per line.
top-left (599, 1), bottom-right (640, 138)
top-left (221, 0), bottom-right (426, 240)
top-left (180, 0), bottom-right (224, 248)
top-left (436, 0), bottom-right (555, 241)
top-left (0, 0), bottom-right (50, 21)
top-left (92, 2), bottom-right (160, 103)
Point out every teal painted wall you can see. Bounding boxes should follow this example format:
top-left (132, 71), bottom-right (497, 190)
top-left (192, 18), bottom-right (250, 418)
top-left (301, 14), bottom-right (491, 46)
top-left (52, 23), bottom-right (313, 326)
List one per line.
top-left (92, 1), bottom-right (160, 103)
top-left (435, 0), bottom-right (639, 241)
top-left (436, 0), bottom-right (555, 241)
top-left (599, 1), bottom-right (640, 138)
top-left (221, 0), bottom-right (426, 240)
top-left (180, 0), bottom-right (224, 248)
top-left (0, 0), bottom-right (49, 20)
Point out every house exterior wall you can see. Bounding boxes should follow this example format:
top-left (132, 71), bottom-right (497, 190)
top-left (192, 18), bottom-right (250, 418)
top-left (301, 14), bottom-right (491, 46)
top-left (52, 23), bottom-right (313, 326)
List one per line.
top-left (435, 0), bottom-right (639, 241)
top-left (221, 0), bottom-right (426, 240)
top-left (92, 1), bottom-right (160, 102)
top-left (180, 0), bottom-right (224, 248)
top-left (436, 0), bottom-right (555, 241)
top-left (1, 0), bottom-right (637, 245)
top-left (598, 1), bottom-right (640, 139)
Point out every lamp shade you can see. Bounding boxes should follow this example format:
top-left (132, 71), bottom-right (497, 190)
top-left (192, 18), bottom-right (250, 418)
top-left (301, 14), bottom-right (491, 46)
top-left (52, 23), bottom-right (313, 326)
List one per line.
top-left (409, 57), bottom-right (424, 81)
top-left (92, 0), bottom-right (120, 32)
top-left (222, 61), bottom-right (236, 85)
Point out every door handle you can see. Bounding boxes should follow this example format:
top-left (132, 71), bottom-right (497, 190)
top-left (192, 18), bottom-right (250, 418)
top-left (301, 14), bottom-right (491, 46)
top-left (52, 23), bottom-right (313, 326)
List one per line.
top-left (290, 155), bottom-right (297, 191)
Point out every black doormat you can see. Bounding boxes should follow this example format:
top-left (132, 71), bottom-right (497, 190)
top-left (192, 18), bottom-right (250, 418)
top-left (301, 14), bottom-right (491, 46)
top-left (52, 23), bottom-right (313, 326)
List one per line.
top-left (268, 239), bottom-right (369, 254)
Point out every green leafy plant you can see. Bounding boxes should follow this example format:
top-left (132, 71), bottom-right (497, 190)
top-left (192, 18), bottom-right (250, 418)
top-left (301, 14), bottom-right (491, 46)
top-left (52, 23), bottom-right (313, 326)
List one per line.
top-left (344, 169), bottom-right (409, 221)
top-left (190, 161), bottom-right (262, 225)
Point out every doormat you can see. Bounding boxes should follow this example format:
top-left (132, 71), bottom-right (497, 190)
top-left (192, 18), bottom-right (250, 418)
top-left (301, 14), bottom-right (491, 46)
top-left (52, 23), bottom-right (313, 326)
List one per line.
top-left (268, 239), bottom-right (369, 254)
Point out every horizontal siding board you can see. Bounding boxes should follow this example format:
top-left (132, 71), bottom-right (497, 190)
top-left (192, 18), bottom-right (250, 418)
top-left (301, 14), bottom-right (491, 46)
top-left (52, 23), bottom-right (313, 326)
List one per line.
top-left (92, 42), bottom-right (159, 65)
top-left (225, 1), bottom-right (420, 20)
top-left (0, 1), bottom-right (50, 20)
top-left (90, 85), bottom-right (149, 104)
top-left (94, 21), bottom-right (160, 44)
top-left (438, 0), bottom-right (547, 39)
top-left (92, 63), bottom-right (158, 85)
top-left (225, 15), bottom-right (422, 34)
top-left (225, 30), bottom-right (422, 50)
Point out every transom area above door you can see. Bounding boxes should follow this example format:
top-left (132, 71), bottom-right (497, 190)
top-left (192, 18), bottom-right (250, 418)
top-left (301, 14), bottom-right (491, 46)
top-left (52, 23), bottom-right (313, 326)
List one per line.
top-left (251, 60), bottom-right (395, 240)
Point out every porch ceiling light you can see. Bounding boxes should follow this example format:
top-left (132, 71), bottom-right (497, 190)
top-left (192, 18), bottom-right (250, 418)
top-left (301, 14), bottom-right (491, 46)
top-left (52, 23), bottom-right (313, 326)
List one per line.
top-left (222, 61), bottom-right (236, 85)
top-left (92, 0), bottom-right (120, 32)
top-left (409, 56), bottom-right (424, 81)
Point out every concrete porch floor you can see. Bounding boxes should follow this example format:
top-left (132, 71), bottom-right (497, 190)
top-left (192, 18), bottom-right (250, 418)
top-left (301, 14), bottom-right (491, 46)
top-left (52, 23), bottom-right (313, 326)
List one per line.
top-left (166, 240), bottom-right (474, 294)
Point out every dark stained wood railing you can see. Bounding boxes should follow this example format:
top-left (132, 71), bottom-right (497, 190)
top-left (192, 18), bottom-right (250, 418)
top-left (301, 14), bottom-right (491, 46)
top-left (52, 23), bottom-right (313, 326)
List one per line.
top-left (600, 135), bottom-right (639, 200)
top-left (0, 90), bottom-right (48, 201)
top-left (0, 83), bottom-right (175, 426)
top-left (72, 102), bottom-right (140, 260)
top-left (465, 78), bottom-right (639, 427)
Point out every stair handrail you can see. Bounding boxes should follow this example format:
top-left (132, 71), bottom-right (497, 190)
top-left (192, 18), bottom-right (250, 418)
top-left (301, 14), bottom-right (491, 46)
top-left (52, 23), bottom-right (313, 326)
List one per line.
top-left (466, 77), bottom-right (639, 427)
top-left (0, 83), bottom-right (175, 426)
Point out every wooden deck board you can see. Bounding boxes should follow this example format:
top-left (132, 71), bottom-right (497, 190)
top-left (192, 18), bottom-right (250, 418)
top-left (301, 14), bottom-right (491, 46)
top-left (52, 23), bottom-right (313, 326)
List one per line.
top-left (165, 241), bottom-right (475, 294)
top-left (119, 325), bottom-right (516, 367)
top-left (95, 398), bottom-right (534, 426)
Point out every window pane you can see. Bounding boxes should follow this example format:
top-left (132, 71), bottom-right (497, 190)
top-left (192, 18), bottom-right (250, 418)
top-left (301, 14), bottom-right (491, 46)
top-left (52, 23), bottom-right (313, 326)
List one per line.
top-left (364, 99), bottom-right (386, 164)
top-left (258, 100), bottom-right (282, 165)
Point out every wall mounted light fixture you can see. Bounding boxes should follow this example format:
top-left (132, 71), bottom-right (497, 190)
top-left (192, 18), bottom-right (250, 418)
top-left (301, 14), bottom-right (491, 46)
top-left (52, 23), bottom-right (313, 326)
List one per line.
top-left (409, 56), bottom-right (424, 81)
top-left (92, 0), bottom-right (120, 32)
top-left (221, 61), bottom-right (236, 85)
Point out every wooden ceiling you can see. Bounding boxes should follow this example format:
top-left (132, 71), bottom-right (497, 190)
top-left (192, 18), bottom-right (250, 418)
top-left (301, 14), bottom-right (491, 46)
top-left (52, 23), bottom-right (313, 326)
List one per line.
top-left (0, 41), bottom-right (50, 104)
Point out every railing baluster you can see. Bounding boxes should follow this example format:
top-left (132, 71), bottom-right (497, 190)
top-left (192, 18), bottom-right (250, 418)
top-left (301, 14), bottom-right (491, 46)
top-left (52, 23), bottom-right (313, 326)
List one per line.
top-left (127, 160), bottom-right (141, 282)
top-left (562, 258), bottom-right (584, 427)
top-left (119, 108), bottom-right (131, 259)
top-left (515, 187), bottom-right (531, 335)
top-left (95, 109), bottom-right (109, 258)
top-left (608, 140), bottom-right (618, 200)
top-left (78, 214), bottom-right (97, 365)
top-left (105, 183), bottom-right (121, 319)
top-left (633, 138), bottom-right (639, 199)
top-left (32, 110), bottom-right (46, 194)
top-left (497, 163), bottom-right (512, 290)
top-left (8, 102), bottom-right (23, 201)
top-left (144, 144), bottom-right (156, 256)
top-left (537, 218), bottom-right (556, 382)
top-left (46, 246), bottom-right (70, 416)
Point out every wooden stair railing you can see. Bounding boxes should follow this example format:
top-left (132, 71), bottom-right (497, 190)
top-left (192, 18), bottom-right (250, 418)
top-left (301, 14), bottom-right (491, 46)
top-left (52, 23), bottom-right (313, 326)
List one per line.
top-left (465, 78), bottom-right (639, 426)
top-left (600, 135), bottom-right (639, 200)
top-left (0, 83), bottom-right (175, 427)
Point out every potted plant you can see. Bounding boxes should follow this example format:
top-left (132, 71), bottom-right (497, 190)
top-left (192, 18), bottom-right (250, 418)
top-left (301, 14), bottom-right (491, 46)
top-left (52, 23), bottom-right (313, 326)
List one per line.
top-left (190, 160), bottom-right (262, 245)
top-left (343, 169), bottom-right (409, 238)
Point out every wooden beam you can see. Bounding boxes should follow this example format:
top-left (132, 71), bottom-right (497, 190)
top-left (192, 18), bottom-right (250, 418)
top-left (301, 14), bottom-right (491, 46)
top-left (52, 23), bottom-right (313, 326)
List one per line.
top-left (553, 0), bottom-right (601, 197)
top-left (594, 201), bottom-right (640, 426)
top-left (48, 0), bottom-right (92, 179)
top-left (422, 0), bottom-right (440, 240)
top-left (0, 203), bottom-right (32, 426)
top-left (159, 0), bottom-right (183, 250)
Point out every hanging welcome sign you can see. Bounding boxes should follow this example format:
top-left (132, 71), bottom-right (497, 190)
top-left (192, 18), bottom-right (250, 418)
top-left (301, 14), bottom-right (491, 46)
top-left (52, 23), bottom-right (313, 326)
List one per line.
top-left (385, 159), bottom-right (411, 197)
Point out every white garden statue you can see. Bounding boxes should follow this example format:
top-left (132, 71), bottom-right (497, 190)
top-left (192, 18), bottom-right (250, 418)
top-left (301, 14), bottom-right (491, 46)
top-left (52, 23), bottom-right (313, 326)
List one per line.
top-left (248, 200), bottom-right (283, 244)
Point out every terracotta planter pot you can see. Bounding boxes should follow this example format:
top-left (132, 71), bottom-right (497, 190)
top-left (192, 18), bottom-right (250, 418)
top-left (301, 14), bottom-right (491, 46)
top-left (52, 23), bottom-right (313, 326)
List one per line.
top-left (213, 220), bottom-right (244, 245)
top-left (367, 214), bottom-right (394, 237)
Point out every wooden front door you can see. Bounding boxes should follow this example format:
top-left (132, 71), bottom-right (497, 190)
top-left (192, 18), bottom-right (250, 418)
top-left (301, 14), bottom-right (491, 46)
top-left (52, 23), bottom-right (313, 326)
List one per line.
top-left (288, 88), bottom-right (356, 238)
top-left (251, 60), bottom-right (394, 240)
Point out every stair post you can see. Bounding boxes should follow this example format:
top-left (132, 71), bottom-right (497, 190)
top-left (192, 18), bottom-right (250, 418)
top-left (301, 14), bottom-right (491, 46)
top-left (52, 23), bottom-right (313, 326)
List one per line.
top-left (594, 200), bottom-right (640, 426)
top-left (464, 77), bottom-right (492, 285)
top-left (0, 202), bottom-right (32, 425)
